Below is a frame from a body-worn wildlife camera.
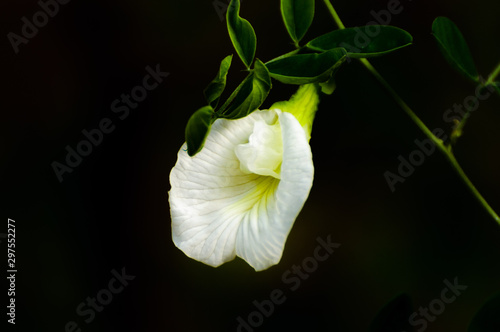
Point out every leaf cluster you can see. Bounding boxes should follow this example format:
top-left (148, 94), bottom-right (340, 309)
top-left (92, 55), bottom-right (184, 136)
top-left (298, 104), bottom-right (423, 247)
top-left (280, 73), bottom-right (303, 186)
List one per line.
top-left (186, 0), bottom-right (414, 156)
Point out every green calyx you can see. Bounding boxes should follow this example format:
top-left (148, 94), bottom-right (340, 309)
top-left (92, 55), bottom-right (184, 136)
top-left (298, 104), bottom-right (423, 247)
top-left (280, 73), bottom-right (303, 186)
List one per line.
top-left (270, 84), bottom-right (320, 141)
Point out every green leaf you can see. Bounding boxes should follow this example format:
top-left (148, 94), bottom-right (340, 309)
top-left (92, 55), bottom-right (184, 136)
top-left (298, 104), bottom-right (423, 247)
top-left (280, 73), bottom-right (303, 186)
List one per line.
top-left (265, 48), bottom-right (347, 84)
top-left (219, 59), bottom-right (271, 119)
top-left (281, 0), bottom-right (315, 45)
top-left (306, 26), bottom-right (413, 58)
top-left (319, 75), bottom-right (337, 95)
top-left (432, 17), bottom-right (479, 82)
top-left (468, 293), bottom-right (500, 332)
top-left (185, 105), bottom-right (214, 156)
top-left (227, 0), bottom-right (256, 69)
top-left (369, 294), bottom-right (414, 332)
top-left (204, 55), bottom-right (233, 109)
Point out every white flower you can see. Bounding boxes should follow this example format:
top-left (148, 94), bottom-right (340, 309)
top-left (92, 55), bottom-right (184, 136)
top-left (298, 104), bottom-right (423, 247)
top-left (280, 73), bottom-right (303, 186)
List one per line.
top-left (169, 84), bottom-right (319, 271)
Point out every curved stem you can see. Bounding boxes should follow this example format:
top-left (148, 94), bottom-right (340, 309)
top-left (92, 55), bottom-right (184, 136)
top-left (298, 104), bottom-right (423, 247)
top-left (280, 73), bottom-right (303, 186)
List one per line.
top-left (322, 0), bottom-right (500, 224)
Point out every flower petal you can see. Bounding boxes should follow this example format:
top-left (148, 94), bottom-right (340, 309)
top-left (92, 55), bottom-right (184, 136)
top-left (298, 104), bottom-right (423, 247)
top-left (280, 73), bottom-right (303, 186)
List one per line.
top-left (169, 109), bottom-right (314, 271)
top-left (235, 111), bottom-right (314, 270)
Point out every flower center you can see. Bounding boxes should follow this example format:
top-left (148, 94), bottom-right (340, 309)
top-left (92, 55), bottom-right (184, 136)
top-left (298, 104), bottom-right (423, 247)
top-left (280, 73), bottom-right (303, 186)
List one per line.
top-left (235, 112), bottom-right (283, 179)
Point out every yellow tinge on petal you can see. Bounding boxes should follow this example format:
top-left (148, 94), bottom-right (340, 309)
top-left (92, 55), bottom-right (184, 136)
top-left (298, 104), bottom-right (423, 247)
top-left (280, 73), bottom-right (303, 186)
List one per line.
top-left (270, 84), bottom-right (320, 141)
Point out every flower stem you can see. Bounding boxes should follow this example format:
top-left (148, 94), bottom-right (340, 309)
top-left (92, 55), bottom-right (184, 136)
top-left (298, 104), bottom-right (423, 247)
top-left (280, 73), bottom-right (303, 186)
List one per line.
top-left (322, 0), bottom-right (500, 224)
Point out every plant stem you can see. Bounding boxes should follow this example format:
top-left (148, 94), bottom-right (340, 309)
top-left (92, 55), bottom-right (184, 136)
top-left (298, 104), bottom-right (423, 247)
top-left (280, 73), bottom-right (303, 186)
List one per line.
top-left (453, 62), bottom-right (500, 140)
top-left (486, 61), bottom-right (500, 97)
top-left (358, 58), bottom-right (443, 147)
top-left (322, 0), bottom-right (500, 224)
top-left (270, 48), bottom-right (302, 61)
top-left (322, 0), bottom-right (345, 29)
top-left (445, 147), bottom-right (500, 223)
top-left (486, 61), bottom-right (500, 86)
top-left (452, 107), bottom-right (472, 144)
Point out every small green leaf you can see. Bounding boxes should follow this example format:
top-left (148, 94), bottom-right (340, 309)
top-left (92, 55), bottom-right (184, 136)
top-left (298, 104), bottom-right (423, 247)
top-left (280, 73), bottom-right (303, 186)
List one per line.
top-left (281, 0), bottom-right (315, 45)
top-left (468, 293), bottom-right (500, 332)
top-left (369, 294), bottom-right (414, 332)
top-left (319, 75), bottom-right (337, 95)
top-left (306, 26), bottom-right (413, 58)
top-left (204, 55), bottom-right (233, 108)
top-left (219, 59), bottom-right (271, 119)
top-left (185, 105), bottom-right (214, 156)
top-left (265, 48), bottom-right (347, 84)
top-left (432, 17), bottom-right (479, 82)
top-left (227, 0), bottom-right (256, 69)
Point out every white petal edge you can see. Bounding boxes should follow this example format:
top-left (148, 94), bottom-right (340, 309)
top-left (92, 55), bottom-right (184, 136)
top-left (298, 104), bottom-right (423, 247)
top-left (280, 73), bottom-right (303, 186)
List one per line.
top-left (169, 109), bottom-right (314, 271)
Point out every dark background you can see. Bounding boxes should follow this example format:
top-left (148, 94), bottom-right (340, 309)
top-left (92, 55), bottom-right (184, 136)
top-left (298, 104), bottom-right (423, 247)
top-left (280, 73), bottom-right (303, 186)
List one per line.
top-left (1, 0), bottom-right (500, 331)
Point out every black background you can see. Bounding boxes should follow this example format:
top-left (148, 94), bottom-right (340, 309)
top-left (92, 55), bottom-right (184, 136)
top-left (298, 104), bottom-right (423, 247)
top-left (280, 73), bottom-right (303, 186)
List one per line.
top-left (2, 0), bottom-right (500, 331)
